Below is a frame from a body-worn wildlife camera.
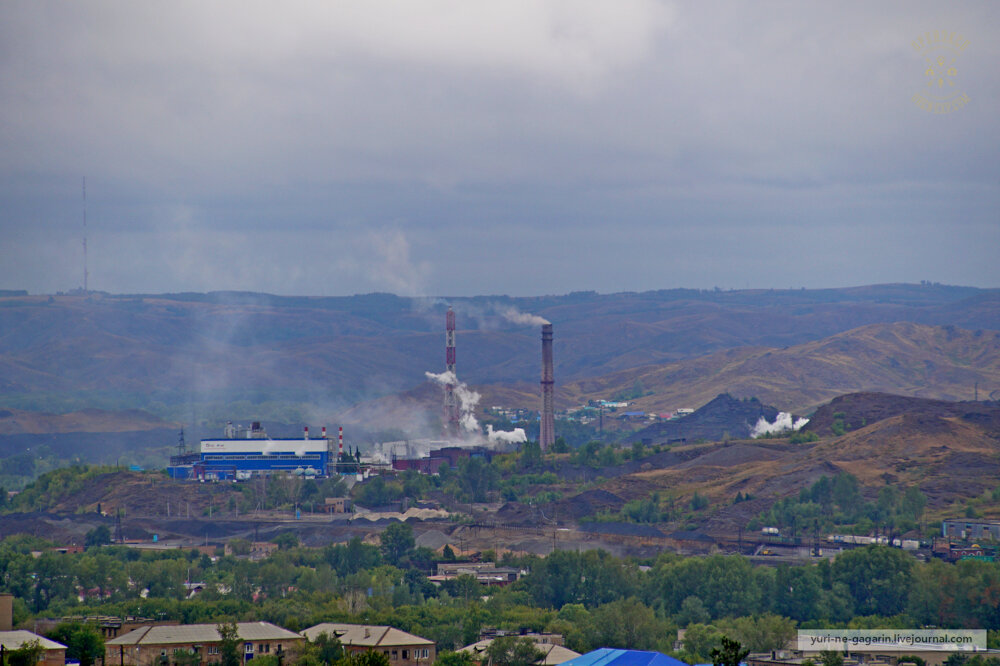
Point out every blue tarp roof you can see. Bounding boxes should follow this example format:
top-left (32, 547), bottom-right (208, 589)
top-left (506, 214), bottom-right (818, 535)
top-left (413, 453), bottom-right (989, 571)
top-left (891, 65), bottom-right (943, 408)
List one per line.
top-left (561, 649), bottom-right (690, 666)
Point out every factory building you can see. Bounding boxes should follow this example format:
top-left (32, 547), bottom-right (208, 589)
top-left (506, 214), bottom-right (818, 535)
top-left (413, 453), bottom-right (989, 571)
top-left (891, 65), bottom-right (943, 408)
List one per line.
top-left (168, 422), bottom-right (336, 480)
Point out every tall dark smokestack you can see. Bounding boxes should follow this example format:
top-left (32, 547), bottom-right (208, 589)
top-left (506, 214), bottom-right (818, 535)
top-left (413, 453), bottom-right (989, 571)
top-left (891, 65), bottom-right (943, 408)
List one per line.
top-left (540, 323), bottom-right (554, 450)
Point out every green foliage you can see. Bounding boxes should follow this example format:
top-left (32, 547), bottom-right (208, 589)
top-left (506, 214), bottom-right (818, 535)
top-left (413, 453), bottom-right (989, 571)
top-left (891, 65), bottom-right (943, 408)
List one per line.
top-left (46, 622), bottom-right (106, 666)
top-left (353, 476), bottom-right (404, 507)
top-left (85, 525), bottom-right (112, 548)
top-left (819, 651), bottom-right (844, 666)
top-left (715, 614), bottom-right (796, 653)
top-left (683, 624), bottom-right (723, 663)
top-left (832, 545), bottom-right (913, 616)
top-left (755, 472), bottom-right (926, 534)
top-left (711, 637), bottom-right (749, 666)
top-left (789, 430), bottom-right (819, 444)
top-left (346, 650), bottom-right (392, 666)
top-left (296, 631), bottom-right (345, 666)
top-left (550, 437), bottom-right (570, 454)
top-left (217, 622), bottom-right (242, 666)
top-left (434, 651), bottom-right (476, 666)
top-left (380, 522), bottom-right (416, 565)
top-left (5, 466), bottom-right (119, 513)
top-left (690, 492), bottom-right (709, 512)
top-left (6, 639), bottom-right (44, 666)
top-left (485, 636), bottom-right (545, 666)
top-left (271, 532), bottom-right (299, 550)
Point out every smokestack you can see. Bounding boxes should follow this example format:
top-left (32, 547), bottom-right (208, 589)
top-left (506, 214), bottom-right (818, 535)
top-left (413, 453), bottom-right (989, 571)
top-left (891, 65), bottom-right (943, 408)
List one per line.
top-left (339, 426), bottom-right (344, 458)
top-left (540, 323), bottom-right (555, 450)
top-left (321, 426), bottom-right (327, 439)
top-left (304, 426), bottom-right (309, 440)
top-left (444, 307), bottom-right (459, 436)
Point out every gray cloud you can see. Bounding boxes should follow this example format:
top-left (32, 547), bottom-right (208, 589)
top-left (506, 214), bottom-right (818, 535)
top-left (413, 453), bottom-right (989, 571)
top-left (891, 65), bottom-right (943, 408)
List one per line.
top-left (1, 1), bottom-right (997, 295)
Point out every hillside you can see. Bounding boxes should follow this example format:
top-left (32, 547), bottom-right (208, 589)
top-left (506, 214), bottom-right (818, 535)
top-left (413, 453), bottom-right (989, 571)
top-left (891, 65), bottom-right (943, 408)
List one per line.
top-left (1, 285), bottom-right (999, 422)
top-left (337, 321), bottom-right (1000, 437)
top-left (557, 321), bottom-right (1000, 414)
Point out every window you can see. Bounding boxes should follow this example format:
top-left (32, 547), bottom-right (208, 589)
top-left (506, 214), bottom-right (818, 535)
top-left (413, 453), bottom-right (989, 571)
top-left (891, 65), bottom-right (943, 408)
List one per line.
top-left (245, 643), bottom-right (254, 654)
top-left (422, 650), bottom-right (429, 659)
top-left (392, 650), bottom-right (398, 660)
top-left (208, 646), bottom-right (219, 655)
top-left (402, 650), bottom-right (409, 660)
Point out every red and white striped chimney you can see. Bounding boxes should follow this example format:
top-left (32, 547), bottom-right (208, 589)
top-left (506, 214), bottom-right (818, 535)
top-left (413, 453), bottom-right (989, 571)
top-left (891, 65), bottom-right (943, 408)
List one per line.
top-left (322, 426), bottom-right (327, 439)
top-left (338, 426), bottom-right (344, 457)
top-left (303, 426), bottom-right (309, 440)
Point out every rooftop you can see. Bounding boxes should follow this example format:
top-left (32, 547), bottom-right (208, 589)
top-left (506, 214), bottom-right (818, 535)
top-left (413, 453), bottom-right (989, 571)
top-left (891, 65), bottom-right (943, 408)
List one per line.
top-left (302, 624), bottom-right (434, 648)
top-left (0, 630), bottom-right (67, 651)
top-left (106, 622), bottom-right (301, 646)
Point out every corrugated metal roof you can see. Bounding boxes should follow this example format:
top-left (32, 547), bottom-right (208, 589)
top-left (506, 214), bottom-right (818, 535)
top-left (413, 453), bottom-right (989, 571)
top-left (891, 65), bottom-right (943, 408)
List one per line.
top-left (106, 622), bottom-right (301, 646)
top-left (0, 630), bottom-right (67, 651)
top-left (560, 649), bottom-right (690, 666)
top-left (302, 624), bottom-right (434, 648)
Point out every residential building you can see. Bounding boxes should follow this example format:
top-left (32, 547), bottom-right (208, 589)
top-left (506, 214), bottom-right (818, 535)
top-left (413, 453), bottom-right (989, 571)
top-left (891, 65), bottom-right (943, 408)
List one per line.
top-left (0, 631), bottom-right (67, 666)
top-left (302, 624), bottom-right (434, 666)
top-left (105, 621), bottom-right (303, 666)
top-left (459, 633), bottom-right (579, 665)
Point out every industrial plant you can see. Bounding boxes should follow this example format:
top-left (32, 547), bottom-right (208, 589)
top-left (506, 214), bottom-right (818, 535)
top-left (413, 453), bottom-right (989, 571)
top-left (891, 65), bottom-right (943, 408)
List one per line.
top-left (167, 422), bottom-right (354, 481)
top-left (167, 306), bottom-right (554, 481)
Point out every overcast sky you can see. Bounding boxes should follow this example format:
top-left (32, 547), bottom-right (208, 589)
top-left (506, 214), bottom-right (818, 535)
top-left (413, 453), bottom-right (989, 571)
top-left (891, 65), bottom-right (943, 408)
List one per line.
top-left (1, 1), bottom-right (998, 297)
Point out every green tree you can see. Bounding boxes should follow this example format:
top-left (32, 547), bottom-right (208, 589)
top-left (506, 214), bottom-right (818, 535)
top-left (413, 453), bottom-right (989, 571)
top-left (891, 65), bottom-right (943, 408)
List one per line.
top-left (379, 522), bottom-right (415, 565)
top-left (217, 622), bottom-right (242, 666)
top-left (677, 596), bottom-right (711, 626)
top-left (819, 651), bottom-right (844, 666)
top-left (485, 636), bottom-right (544, 666)
top-left (711, 637), bottom-right (749, 666)
top-left (84, 525), bottom-right (111, 549)
top-left (7, 640), bottom-right (44, 666)
top-left (296, 632), bottom-right (344, 666)
top-left (47, 622), bottom-right (105, 666)
top-left (271, 532), bottom-right (299, 550)
top-left (346, 650), bottom-right (392, 666)
top-left (435, 651), bottom-right (476, 666)
top-left (716, 615), bottom-right (796, 653)
top-left (832, 546), bottom-right (913, 616)
top-left (683, 624), bottom-right (723, 663)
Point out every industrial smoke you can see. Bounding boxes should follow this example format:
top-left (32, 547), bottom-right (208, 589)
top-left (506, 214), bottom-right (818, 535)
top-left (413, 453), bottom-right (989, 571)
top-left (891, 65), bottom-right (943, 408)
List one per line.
top-left (751, 412), bottom-right (809, 438)
top-left (501, 307), bottom-right (550, 327)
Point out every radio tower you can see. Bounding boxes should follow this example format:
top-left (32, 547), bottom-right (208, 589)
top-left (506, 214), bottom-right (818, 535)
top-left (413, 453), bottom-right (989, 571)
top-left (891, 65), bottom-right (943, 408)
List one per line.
top-left (82, 177), bottom-right (89, 293)
top-left (444, 307), bottom-right (459, 436)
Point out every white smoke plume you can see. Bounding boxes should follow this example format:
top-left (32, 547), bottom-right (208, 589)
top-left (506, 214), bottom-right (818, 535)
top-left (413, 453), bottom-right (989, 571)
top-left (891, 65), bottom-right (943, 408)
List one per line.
top-left (751, 412), bottom-right (810, 438)
top-left (425, 369), bottom-right (527, 447)
top-left (486, 424), bottom-right (527, 444)
top-left (500, 306), bottom-right (550, 327)
top-left (425, 370), bottom-right (482, 434)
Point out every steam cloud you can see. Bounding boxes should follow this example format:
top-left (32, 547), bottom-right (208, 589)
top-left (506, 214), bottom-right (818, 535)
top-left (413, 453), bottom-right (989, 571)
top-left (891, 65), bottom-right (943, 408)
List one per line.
top-left (500, 306), bottom-right (550, 327)
top-left (751, 412), bottom-right (809, 438)
top-left (424, 370), bottom-right (482, 433)
top-left (486, 424), bottom-right (527, 444)
top-left (424, 369), bottom-right (526, 446)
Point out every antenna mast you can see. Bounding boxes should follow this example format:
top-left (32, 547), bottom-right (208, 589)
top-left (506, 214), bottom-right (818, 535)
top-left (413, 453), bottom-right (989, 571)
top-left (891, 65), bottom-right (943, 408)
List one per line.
top-left (82, 177), bottom-right (89, 293)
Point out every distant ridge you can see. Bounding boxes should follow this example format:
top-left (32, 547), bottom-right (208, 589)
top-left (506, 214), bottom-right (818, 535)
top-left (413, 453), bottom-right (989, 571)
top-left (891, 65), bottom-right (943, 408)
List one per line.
top-left (0, 285), bottom-right (998, 419)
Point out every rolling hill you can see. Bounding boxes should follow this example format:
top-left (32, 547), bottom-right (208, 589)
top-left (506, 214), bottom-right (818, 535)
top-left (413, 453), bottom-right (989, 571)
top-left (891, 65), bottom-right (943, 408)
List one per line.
top-left (1, 284), bottom-right (999, 419)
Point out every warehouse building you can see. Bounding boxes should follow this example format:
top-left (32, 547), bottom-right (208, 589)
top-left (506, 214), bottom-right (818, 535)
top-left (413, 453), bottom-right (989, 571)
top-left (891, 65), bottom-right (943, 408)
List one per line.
top-left (168, 422), bottom-right (334, 480)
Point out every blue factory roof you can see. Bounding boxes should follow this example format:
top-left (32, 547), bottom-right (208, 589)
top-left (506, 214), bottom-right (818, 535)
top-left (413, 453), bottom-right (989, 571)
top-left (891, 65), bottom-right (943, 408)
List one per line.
top-left (561, 649), bottom-right (690, 666)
